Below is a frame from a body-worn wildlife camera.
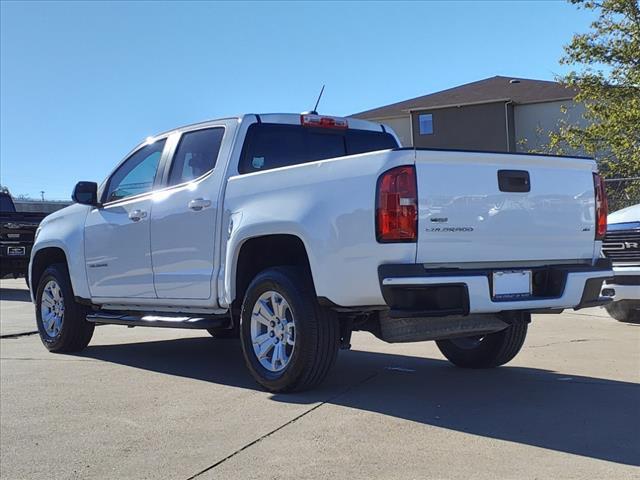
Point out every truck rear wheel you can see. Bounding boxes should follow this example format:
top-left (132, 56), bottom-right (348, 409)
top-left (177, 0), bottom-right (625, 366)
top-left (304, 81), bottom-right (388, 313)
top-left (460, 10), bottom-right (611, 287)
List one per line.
top-left (436, 320), bottom-right (528, 368)
top-left (605, 301), bottom-right (640, 324)
top-left (239, 267), bottom-right (339, 392)
top-left (35, 264), bottom-right (94, 353)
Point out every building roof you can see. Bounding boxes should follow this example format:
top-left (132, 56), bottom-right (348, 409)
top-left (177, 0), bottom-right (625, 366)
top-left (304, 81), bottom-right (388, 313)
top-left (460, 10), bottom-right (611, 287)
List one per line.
top-left (352, 76), bottom-right (577, 119)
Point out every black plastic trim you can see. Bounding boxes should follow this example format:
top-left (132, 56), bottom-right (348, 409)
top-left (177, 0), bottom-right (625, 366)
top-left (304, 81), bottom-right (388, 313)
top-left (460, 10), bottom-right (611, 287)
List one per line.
top-left (392, 146), bottom-right (593, 160)
top-left (74, 296), bottom-right (94, 307)
top-left (388, 307), bottom-right (468, 319)
top-left (381, 282), bottom-right (470, 317)
top-left (378, 259), bottom-right (612, 282)
top-left (606, 276), bottom-right (640, 286)
top-left (575, 277), bottom-right (612, 310)
top-left (317, 296), bottom-right (388, 312)
top-left (498, 169), bottom-right (530, 193)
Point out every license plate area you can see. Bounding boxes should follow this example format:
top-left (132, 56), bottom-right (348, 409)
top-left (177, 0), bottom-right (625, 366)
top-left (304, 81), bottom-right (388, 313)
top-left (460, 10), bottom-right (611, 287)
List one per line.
top-left (492, 270), bottom-right (532, 300)
top-left (7, 246), bottom-right (26, 256)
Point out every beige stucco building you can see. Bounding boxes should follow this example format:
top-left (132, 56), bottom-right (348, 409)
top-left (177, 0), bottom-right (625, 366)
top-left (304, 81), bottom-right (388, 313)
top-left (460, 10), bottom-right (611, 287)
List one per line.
top-left (351, 76), bottom-right (586, 153)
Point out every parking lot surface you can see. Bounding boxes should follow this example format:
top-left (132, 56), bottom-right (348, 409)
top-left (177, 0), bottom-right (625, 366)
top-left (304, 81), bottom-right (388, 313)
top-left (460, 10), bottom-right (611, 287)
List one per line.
top-left (1, 277), bottom-right (639, 479)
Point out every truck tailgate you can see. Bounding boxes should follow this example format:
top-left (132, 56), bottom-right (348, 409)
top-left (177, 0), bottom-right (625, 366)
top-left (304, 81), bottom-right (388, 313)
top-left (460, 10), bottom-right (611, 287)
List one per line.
top-left (415, 150), bottom-right (597, 265)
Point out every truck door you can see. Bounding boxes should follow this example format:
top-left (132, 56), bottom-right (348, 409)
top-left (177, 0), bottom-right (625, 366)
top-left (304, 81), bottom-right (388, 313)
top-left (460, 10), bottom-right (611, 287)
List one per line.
top-left (84, 139), bottom-right (166, 298)
top-left (150, 127), bottom-right (225, 299)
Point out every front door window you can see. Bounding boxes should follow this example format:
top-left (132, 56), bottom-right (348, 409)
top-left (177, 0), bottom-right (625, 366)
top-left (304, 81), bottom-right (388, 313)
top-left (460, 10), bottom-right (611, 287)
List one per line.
top-left (104, 140), bottom-right (166, 203)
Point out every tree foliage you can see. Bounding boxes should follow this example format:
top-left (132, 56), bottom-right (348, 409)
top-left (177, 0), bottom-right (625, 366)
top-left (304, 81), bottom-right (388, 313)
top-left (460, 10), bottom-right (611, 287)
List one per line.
top-left (544, 0), bottom-right (640, 209)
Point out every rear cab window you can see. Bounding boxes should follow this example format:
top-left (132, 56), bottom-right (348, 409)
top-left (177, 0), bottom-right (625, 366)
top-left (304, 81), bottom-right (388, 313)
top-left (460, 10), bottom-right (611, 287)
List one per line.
top-left (239, 123), bottom-right (398, 174)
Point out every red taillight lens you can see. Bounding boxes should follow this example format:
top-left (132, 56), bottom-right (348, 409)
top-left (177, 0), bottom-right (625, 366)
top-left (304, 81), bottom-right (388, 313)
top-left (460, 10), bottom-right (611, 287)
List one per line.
top-left (593, 173), bottom-right (608, 240)
top-left (376, 166), bottom-right (418, 242)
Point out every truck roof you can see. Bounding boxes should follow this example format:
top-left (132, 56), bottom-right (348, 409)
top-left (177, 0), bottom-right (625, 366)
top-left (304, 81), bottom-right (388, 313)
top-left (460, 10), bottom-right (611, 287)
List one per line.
top-left (152, 113), bottom-right (388, 140)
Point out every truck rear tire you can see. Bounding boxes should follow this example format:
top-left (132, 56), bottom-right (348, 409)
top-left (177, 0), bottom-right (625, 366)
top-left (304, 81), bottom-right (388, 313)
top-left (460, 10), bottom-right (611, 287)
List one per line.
top-left (605, 301), bottom-right (640, 323)
top-left (239, 266), bottom-right (339, 392)
top-left (436, 320), bottom-right (528, 368)
top-left (35, 264), bottom-right (94, 353)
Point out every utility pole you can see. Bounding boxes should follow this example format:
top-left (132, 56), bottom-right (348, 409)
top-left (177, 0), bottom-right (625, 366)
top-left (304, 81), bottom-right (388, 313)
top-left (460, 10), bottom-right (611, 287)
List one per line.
top-left (40, 191), bottom-right (45, 202)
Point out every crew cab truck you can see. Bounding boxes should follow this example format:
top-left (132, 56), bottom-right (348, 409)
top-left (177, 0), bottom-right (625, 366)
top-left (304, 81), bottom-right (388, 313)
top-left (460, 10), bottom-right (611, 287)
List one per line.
top-left (29, 113), bottom-right (613, 392)
top-left (1, 191), bottom-right (47, 282)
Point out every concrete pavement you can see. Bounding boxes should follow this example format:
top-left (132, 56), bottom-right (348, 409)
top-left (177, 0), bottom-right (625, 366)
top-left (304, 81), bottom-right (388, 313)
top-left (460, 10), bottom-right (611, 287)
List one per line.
top-left (1, 278), bottom-right (639, 479)
top-left (0, 278), bottom-right (36, 337)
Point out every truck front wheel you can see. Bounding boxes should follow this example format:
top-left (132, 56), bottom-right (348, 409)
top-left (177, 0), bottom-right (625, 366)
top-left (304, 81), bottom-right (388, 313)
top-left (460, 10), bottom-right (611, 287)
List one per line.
top-left (436, 320), bottom-right (528, 368)
top-left (35, 264), bottom-right (94, 353)
top-left (605, 300), bottom-right (640, 323)
top-left (239, 267), bottom-right (339, 392)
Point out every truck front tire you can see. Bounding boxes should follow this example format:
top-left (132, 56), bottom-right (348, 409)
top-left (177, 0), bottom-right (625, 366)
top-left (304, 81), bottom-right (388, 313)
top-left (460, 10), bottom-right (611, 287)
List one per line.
top-left (35, 264), bottom-right (94, 353)
top-left (605, 301), bottom-right (640, 323)
top-left (435, 320), bottom-right (528, 368)
top-left (239, 267), bottom-right (339, 392)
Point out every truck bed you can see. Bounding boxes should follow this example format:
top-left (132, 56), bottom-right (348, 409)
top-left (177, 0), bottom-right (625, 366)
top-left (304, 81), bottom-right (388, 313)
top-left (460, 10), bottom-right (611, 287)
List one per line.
top-left (224, 147), bottom-right (603, 308)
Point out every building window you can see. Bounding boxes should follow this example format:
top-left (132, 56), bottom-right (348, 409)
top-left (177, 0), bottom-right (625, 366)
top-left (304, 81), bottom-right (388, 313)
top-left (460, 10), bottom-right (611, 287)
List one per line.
top-left (419, 113), bottom-right (433, 135)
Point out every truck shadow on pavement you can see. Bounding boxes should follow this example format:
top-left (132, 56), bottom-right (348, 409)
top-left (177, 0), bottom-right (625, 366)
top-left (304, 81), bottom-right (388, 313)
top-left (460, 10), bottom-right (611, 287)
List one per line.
top-left (79, 336), bottom-right (640, 467)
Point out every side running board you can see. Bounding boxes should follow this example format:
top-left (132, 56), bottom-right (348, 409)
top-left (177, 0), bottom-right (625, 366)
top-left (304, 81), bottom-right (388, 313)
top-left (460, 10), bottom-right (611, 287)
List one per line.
top-left (86, 311), bottom-right (229, 330)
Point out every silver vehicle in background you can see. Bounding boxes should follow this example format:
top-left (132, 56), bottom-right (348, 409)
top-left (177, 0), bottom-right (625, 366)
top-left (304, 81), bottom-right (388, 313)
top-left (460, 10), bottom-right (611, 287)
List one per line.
top-left (601, 204), bottom-right (640, 323)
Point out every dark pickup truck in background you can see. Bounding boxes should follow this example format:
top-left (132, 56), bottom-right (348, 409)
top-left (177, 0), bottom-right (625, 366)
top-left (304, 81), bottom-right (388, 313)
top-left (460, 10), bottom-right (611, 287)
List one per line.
top-left (1, 192), bottom-right (48, 282)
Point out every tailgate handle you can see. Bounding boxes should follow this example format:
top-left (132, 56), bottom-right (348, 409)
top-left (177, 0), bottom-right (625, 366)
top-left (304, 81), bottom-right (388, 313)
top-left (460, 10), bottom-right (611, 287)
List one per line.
top-left (498, 170), bottom-right (530, 193)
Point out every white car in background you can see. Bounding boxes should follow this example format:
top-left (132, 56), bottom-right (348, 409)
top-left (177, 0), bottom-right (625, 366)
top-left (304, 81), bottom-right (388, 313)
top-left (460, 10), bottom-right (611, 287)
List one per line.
top-left (601, 203), bottom-right (640, 322)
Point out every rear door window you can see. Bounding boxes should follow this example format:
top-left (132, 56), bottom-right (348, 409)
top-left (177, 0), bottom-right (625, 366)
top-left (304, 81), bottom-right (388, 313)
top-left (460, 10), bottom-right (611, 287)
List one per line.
top-left (239, 123), bottom-right (398, 174)
top-left (168, 127), bottom-right (224, 186)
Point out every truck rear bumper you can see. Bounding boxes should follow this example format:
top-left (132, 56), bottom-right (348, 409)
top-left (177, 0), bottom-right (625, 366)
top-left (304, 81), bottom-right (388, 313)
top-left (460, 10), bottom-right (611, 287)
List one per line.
top-left (602, 266), bottom-right (640, 301)
top-left (605, 284), bottom-right (640, 301)
top-left (379, 260), bottom-right (613, 316)
top-left (602, 274), bottom-right (640, 302)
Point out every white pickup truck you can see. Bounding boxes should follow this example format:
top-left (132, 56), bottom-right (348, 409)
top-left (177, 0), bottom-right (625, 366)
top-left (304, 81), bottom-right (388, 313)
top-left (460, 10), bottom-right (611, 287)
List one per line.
top-left (30, 113), bottom-right (613, 392)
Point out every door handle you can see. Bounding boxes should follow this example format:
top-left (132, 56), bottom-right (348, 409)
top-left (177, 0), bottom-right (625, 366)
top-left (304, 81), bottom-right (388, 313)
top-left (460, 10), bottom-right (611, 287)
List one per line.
top-left (128, 209), bottom-right (147, 222)
top-left (188, 198), bottom-right (211, 211)
top-left (497, 170), bottom-right (530, 193)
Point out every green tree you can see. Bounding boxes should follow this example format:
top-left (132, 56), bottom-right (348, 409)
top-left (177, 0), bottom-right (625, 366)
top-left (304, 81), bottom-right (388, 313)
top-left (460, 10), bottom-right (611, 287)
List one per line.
top-left (543, 0), bottom-right (640, 210)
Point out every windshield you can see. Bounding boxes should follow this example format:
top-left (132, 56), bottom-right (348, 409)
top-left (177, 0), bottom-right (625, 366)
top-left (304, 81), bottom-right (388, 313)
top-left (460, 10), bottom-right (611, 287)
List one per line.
top-left (0, 194), bottom-right (16, 212)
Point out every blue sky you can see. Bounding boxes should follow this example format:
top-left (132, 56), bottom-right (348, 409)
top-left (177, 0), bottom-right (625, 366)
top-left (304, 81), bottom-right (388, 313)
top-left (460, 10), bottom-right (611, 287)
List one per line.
top-left (0, 1), bottom-right (595, 200)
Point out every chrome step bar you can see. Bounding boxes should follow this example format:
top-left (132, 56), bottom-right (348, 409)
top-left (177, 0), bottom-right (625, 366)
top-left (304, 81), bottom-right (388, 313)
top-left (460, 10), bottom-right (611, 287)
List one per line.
top-left (86, 311), bottom-right (229, 330)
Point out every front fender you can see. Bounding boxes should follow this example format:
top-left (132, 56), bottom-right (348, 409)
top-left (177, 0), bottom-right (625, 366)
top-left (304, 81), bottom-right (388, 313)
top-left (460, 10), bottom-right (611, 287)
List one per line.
top-left (30, 204), bottom-right (91, 301)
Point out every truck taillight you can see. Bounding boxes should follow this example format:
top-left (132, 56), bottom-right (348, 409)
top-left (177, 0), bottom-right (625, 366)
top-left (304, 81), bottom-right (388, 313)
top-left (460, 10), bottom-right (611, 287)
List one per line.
top-left (376, 166), bottom-right (417, 243)
top-left (593, 173), bottom-right (608, 240)
top-left (300, 114), bottom-right (348, 129)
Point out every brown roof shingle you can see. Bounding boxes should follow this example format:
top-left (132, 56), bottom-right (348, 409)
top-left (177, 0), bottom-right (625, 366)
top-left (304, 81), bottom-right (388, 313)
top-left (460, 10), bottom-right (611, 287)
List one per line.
top-left (352, 76), bottom-right (577, 119)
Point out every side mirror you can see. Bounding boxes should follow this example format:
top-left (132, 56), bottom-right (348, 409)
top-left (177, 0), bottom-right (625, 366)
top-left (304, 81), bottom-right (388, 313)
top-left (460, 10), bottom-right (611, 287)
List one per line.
top-left (72, 181), bottom-right (99, 206)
